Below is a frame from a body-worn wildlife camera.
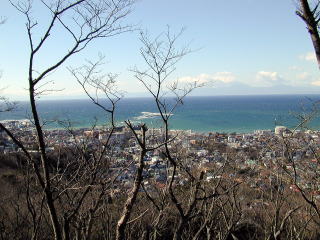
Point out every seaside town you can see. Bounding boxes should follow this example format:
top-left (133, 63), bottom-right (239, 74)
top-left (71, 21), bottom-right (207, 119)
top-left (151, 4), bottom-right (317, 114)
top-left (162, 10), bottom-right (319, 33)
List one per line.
top-left (1, 119), bottom-right (319, 199)
top-left (3, 0), bottom-right (320, 238)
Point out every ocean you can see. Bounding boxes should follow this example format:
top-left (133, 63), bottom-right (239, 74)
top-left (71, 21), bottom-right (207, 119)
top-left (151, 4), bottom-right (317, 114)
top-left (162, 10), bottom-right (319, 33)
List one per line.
top-left (1, 95), bottom-right (320, 133)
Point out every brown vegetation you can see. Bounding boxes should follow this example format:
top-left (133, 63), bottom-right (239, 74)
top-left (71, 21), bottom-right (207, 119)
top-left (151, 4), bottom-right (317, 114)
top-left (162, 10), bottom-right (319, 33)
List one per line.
top-left (0, 1), bottom-right (320, 239)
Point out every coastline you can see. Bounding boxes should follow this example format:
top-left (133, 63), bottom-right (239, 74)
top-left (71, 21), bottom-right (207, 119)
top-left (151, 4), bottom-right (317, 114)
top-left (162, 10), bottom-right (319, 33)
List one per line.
top-left (0, 118), bottom-right (276, 135)
top-left (1, 95), bottom-right (320, 133)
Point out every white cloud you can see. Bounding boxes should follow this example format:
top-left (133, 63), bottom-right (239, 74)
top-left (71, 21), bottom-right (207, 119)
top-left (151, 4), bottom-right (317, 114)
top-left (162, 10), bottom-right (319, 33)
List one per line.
top-left (254, 71), bottom-right (284, 87)
top-left (256, 71), bottom-right (279, 81)
top-left (256, 71), bottom-right (281, 82)
top-left (296, 72), bottom-right (310, 80)
top-left (178, 72), bottom-right (235, 85)
top-left (211, 72), bottom-right (235, 83)
top-left (311, 80), bottom-right (320, 86)
top-left (300, 52), bottom-right (317, 62)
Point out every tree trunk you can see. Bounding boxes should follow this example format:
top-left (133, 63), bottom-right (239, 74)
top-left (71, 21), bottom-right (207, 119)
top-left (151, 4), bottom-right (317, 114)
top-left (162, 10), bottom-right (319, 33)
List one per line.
top-left (297, 0), bottom-right (320, 69)
top-left (115, 150), bottom-right (146, 240)
top-left (29, 86), bottom-right (62, 240)
top-left (173, 218), bottom-right (186, 240)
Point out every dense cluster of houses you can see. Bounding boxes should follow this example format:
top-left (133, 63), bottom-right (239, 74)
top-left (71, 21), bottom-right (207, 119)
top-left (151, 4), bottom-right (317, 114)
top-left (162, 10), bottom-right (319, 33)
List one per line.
top-left (0, 120), bottom-right (319, 197)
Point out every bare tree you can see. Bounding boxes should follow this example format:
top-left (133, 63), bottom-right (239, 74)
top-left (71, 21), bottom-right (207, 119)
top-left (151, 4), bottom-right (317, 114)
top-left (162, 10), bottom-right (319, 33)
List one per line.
top-left (1, 1), bottom-right (135, 239)
top-left (281, 132), bottom-right (320, 225)
top-left (128, 28), bottom-right (228, 240)
top-left (69, 55), bottom-right (158, 240)
top-left (296, 0), bottom-right (320, 68)
top-left (115, 121), bottom-right (149, 240)
top-left (69, 27), bottom-right (205, 240)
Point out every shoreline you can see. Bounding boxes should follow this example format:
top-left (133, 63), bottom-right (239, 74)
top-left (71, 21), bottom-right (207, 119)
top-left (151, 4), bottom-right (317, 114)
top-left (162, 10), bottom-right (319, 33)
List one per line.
top-left (0, 118), bottom-right (277, 135)
top-left (2, 94), bottom-right (320, 134)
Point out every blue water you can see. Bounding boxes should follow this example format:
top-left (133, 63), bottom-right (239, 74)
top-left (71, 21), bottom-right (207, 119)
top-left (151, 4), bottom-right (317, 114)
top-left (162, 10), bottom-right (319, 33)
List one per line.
top-left (1, 95), bottom-right (320, 133)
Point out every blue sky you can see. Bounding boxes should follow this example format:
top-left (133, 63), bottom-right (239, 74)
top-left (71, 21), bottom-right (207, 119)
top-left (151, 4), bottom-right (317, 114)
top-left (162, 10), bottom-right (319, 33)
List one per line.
top-left (1, 0), bottom-right (320, 100)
